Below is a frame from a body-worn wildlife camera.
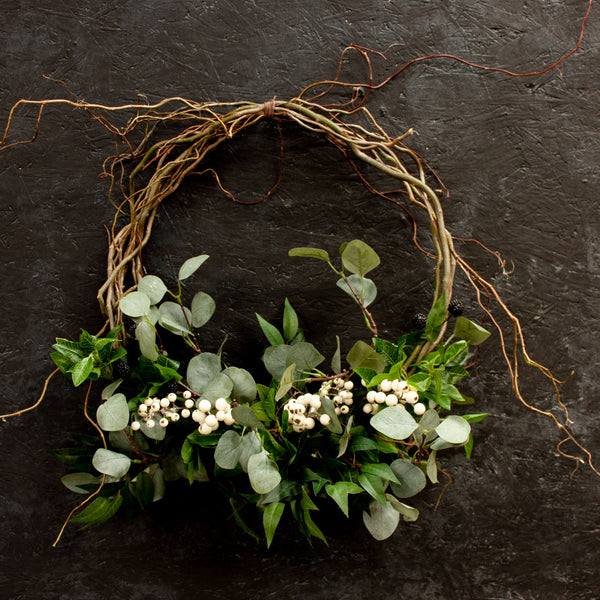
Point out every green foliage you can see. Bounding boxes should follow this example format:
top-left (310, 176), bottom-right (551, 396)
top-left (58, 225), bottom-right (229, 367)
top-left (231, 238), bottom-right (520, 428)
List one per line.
top-left (51, 242), bottom-right (490, 546)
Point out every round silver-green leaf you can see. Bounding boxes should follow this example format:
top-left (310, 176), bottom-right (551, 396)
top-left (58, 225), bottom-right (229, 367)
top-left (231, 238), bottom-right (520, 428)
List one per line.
top-left (138, 275), bottom-right (168, 304)
top-left (201, 372), bottom-right (234, 402)
top-left (186, 352), bottom-right (221, 393)
top-left (120, 291), bottom-right (151, 318)
top-left (92, 448), bottom-right (131, 479)
top-left (435, 415), bottom-right (471, 444)
top-left (389, 459), bottom-right (427, 498)
top-left (222, 367), bottom-right (257, 402)
top-left (191, 291), bottom-right (216, 328)
top-left (135, 321), bottom-right (158, 361)
top-left (362, 498), bottom-right (400, 541)
top-left (96, 393), bottom-right (129, 432)
top-left (158, 302), bottom-right (192, 336)
top-left (61, 472), bottom-right (101, 494)
top-left (370, 406), bottom-right (418, 440)
top-left (247, 450), bottom-right (281, 494)
top-left (215, 430), bottom-right (242, 470)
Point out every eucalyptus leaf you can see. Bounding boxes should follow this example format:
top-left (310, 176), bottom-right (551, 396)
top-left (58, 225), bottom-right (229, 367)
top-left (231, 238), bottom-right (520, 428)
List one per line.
top-left (191, 291), bottom-right (216, 328)
top-left (96, 393), bottom-right (130, 432)
top-left (247, 450), bottom-right (281, 494)
top-left (239, 431), bottom-right (262, 472)
top-left (389, 459), bottom-right (427, 498)
top-left (287, 342), bottom-right (325, 374)
top-left (92, 448), bottom-right (131, 479)
top-left (435, 415), bottom-right (471, 444)
top-left (387, 494), bottom-right (420, 521)
top-left (426, 450), bottom-right (438, 484)
top-left (158, 302), bottom-right (193, 336)
top-left (453, 316), bottom-right (491, 346)
top-left (138, 275), bottom-right (168, 304)
top-left (61, 472), bottom-right (101, 494)
top-left (362, 498), bottom-right (400, 541)
top-left (178, 254), bottom-right (209, 281)
top-left (337, 275), bottom-right (377, 307)
top-left (347, 340), bottom-right (386, 374)
top-left (101, 378), bottom-right (123, 401)
top-left (418, 408), bottom-right (440, 432)
top-left (370, 406), bottom-right (418, 441)
top-left (222, 367), bottom-right (258, 403)
top-left (120, 291), bottom-right (152, 318)
top-left (231, 405), bottom-right (266, 430)
top-left (341, 240), bottom-right (380, 276)
top-left (186, 352), bottom-right (221, 393)
top-left (201, 372), bottom-right (234, 402)
top-left (139, 418), bottom-right (166, 441)
top-left (262, 345), bottom-right (291, 380)
top-left (135, 321), bottom-right (158, 361)
top-left (215, 430), bottom-right (243, 470)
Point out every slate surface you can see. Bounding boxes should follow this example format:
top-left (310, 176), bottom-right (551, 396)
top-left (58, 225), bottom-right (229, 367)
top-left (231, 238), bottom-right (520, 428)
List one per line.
top-left (0, 1), bottom-right (598, 599)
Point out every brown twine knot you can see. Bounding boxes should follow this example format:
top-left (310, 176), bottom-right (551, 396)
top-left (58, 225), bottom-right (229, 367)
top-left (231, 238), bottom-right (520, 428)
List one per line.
top-left (262, 97), bottom-right (276, 119)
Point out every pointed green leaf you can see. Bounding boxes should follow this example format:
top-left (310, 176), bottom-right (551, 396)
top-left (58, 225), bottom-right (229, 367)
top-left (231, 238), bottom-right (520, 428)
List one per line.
top-left (283, 298), bottom-right (299, 342)
top-left (425, 292), bottom-right (447, 342)
top-left (256, 313), bottom-right (285, 346)
top-left (331, 335), bottom-right (341, 374)
top-left (70, 495), bottom-right (123, 528)
top-left (288, 247), bottom-right (330, 262)
top-left (453, 316), bottom-right (491, 346)
top-left (325, 481), bottom-right (363, 517)
top-left (61, 472), bottom-right (101, 494)
top-left (347, 340), bottom-right (386, 373)
top-left (263, 502), bottom-right (285, 548)
top-left (231, 405), bottom-right (266, 430)
top-left (72, 355), bottom-right (94, 387)
top-left (276, 363), bottom-right (296, 401)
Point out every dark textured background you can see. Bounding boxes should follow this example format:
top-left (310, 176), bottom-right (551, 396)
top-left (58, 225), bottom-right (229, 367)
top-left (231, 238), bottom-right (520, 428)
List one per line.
top-left (1, 1), bottom-right (599, 599)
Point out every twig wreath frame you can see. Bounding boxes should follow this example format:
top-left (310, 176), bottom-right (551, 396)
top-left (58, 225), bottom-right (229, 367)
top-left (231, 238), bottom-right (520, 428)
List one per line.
top-left (1, 30), bottom-right (598, 546)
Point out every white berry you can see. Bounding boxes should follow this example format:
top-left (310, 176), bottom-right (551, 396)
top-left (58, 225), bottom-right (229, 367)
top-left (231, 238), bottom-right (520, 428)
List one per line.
top-left (131, 421), bottom-right (141, 431)
top-left (181, 409), bottom-right (191, 419)
top-left (366, 390), bottom-right (377, 403)
top-left (385, 394), bottom-right (399, 406)
top-left (184, 399), bottom-right (194, 409)
top-left (413, 402), bottom-right (426, 416)
top-left (344, 381), bottom-right (354, 390)
top-left (167, 392), bottom-right (177, 402)
top-left (183, 390), bottom-right (192, 399)
top-left (171, 413), bottom-right (180, 422)
top-left (160, 397), bottom-right (170, 408)
top-left (340, 405), bottom-right (350, 414)
top-left (363, 404), bottom-right (373, 414)
top-left (215, 397), bottom-right (229, 412)
top-left (199, 423), bottom-right (212, 435)
top-left (405, 390), bottom-right (419, 404)
top-left (198, 399), bottom-right (212, 412)
top-left (375, 392), bottom-right (387, 404)
top-left (379, 379), bottom-right (392, 392)
top-left (216, 410), bottom-right (227, 421)
top-left (146, 419), bottom-right (156, 429)
top-left (304, 417), bottom-right (315, 430)
top-left (159, 417), bottom-right (169, 427)
top-left (205, 414), bottom-right (218, 428)
top-left (319, 414), bottom-right (331, 426)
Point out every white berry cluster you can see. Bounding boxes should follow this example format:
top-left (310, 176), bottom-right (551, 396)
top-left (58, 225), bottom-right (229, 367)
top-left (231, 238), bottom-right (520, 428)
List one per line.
top-left (319, 377), bottom-right (354, 416)
top-left (191, 396), bottom-right (236, 435)
top-left (283, 394), bottom-right (332, 433)
top-left (131, 390), bottom-right (196, 431)
top-left (363, 379), bottom-right (427, 416)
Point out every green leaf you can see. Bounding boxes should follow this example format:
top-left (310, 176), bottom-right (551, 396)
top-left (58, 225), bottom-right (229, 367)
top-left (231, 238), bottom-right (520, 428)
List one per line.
top-left (361, 463), bottom-right (401, 484)
top-left (325, 481), bottom-right (363, 517)
top-left (222, 367), bottom-right (257, 403)
top-left (435, 415), bottom-right (471, 444)
top-left (239, 431), bottom-right (262, 472)
top-left (341, 240), bottom-right (380, 276)
top-left (283, 298), bottom-right (299, 342)
top-left (263, 502), bottom-right (285, 548)
top-left (302, 508), bottom-right (328, 544)
top-left (135, 321), bottom-right (158, 361)
top-left (92, 448), bottom-right (131, 479)
top-left (120, 291), bottom-right (152, 318)
top-left (101, 378), bottom-right (123, 400)
top-left (53, 337), bottom-right (85, 359)
top-left (215, 430), bottom-right (243, 470)
top-left (389, 459), bottom-right (427, 498)
top-left (347, 340), bottom-right (386, 373)
top-left (191, 291), bottom-right (216, 328)
top-left (358, 472), bottom-right (387, 506)
top-left (444, 340), bottom-right (469, 365)
top-left (70, 495), bottom-right (123, 528)
top-left (362, 498), bottom-right (400, 540)
top-left (186, 352), bottom-right (221, 393)
top-left (331, 335), bottom-right (342, 374)
top-left (158, 302), bottom-right (192, 336)
top-left (96, 393), bottom-right (129, 432)
top-left (370, 406), bottom-right (418, 441)
top-left (178, 254), bottom-right (209, 281)
top-left (461, 413), bottom-right (489, 423)
top-left (464, 433), bottom-right (474, 458)
top-left (406, 372), bottom-right (431, 392)
top-left (256, 313), bottom-right (285, 346)
top-left (134, 472), bottom-right (154, 510)
top-left (373, 338), bottom-right (399, 366)
top-left (288, 246), bottom-right (330, 262)
top-left (337, 416), bottom-right (354, 458)
top-left (453, 316), bottom-right (491, 346)
top-left (231, 405), bottom-right (266, 430)
top-left (337, 275), bottom-right (377, 307)
top-left (425, 292), bottom-right (447, 343)
top-left (287, 342), bottom-right (325, 374)
top-left (138, 275), bottom-right (167, 304)
top-left (61, 472), bottom-right (101, 494)
top-left (247, 450), bottom-right (282, 494)
top-left (72, 355), bottom-right (94, 387)
top-left (426, 450), bottom-right (438, 483)
top-left (276, 363), bottom-right (296, 402)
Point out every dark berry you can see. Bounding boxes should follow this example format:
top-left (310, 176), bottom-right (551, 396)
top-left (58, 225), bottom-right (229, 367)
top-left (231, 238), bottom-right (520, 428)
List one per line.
top-left (162, 380), bottom-right (180, 394)
top-left (124, 320), bottom-right (137, 338)
top-left (411, 312), bottom-right (428, 329)
top-left (448, 299), bottom-right (464, 317)
top-left (114, 359), bottom-right (131, 379)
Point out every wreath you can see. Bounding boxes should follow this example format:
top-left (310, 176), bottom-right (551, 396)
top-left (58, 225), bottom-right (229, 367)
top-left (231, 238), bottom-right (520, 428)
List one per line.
top-left (1, 46), bottom-right (596, 547)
